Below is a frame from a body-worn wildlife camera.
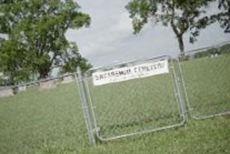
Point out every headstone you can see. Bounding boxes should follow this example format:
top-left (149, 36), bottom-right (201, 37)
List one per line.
top-left (18, 86), bottom-right (27, 92)
top-left (39, 80), bottom-right (57, 90)
top-left (0, 88), bottom-right (14, 98)
top-left (61, 76), bottom-right (74, 84)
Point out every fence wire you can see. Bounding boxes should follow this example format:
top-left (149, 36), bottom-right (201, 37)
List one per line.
top-left (179, 44), bottom-right (230, 119)
top-left (1, 43), bottom-right (229, 149)
top-left (0, 74), bottom-right (90, 153)
top-left (84, 56), bottom-right (186, 141)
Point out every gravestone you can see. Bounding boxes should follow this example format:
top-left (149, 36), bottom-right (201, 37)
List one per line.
top-left (18, 86), bottom-right (27, 92)
top-left (61, 76), bottom-right (74, 84)
top-left (0, 87), bottom-right (14, 98)
top-left (39, 80), bottom-right (57, 90)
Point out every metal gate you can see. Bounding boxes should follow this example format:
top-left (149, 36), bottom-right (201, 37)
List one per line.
top-left (78, 55), bottom-right (187, 142)
top-left (178, 46), bottom-right (230, 120)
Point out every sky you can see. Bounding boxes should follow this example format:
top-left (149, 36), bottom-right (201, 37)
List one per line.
top-left (66, 0), bottom-right (230, 67)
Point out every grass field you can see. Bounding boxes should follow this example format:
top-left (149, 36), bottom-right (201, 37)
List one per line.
top-left (0, 54), bottom-right (230, 153)
top-left (181, 54), bottom-right (230, 117)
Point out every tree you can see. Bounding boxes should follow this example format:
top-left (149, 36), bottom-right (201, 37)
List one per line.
top-left (0, 40), bottom-right (33, 85)
top-left (211, 0), bottom-right (230, 33)
top-left (61, 42), bottom-right (92, 73)
top-left (126, 0), bottom-right (218, 57)
top-left (0, 0), bottom-right (91, 85)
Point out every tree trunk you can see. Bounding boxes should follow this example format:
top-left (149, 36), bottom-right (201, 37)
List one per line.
top-left (170, 19), bottom-right (186, 59)
top-left (38, 67), bottom-right (50, 79)
top-left (37, 61), bottom-right (52, 79)
top-left (177, 35), bottom-right (185, 58)
top-left (9, 74), bottom-right (18, 94)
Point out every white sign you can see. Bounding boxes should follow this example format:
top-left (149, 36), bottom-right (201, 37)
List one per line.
top-left (92, 59), bottom-right (169, 86)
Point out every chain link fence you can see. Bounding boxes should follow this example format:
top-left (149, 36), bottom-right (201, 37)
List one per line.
top-left (82, 56), bottom-right (186, 141)
top-left (0, 43), bottom-right (229, 148)
top-left (0, 73), bottom-right (90, 153)
top-left (178, 43), bottom-right (230, 120)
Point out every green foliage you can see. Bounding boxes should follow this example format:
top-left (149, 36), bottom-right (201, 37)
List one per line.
top-left (193, 44), bottom-right (230, 59)
top-left (125, 0), bottom-right (157, 34)
top-left (126, 0), bottom-right (223, 55)
top-left (212, 0), bottom-right (230, 33)
top-left (0, 0), bottom-right (91, 84)
top-left (61, 42), bottom-right (92, 74)
top-left (219, 44), bottom-right (230, 54)
top-left (0, 40), bottom-right (33, 85)
top-left (194, 48), bottom-right (217, 59)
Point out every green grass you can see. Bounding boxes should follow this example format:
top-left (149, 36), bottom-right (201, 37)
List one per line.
top-left (0, 54), bottom-right (230, 153)
top-left (181, 54), bottom-right (230, 117)
top-left (0, 84), bottom-right (89, 154)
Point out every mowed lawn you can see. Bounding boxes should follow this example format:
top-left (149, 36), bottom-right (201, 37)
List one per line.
top-left (0, 84), bottom-right (89, 154)
top-left (181, 54), bottom-right (230, 117)
top-left (0, 54), bottom-right (230, 153)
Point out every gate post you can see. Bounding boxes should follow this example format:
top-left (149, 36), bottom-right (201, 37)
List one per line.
top-left (75, 66), bottom-right (96, 145)
top-left (176, 58), bottom-right (189, 122)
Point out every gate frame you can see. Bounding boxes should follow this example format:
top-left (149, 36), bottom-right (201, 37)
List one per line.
top-left (177, 46), bottom-right (230, 120)
top-left (79, 55), bottom-right (187, 142)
